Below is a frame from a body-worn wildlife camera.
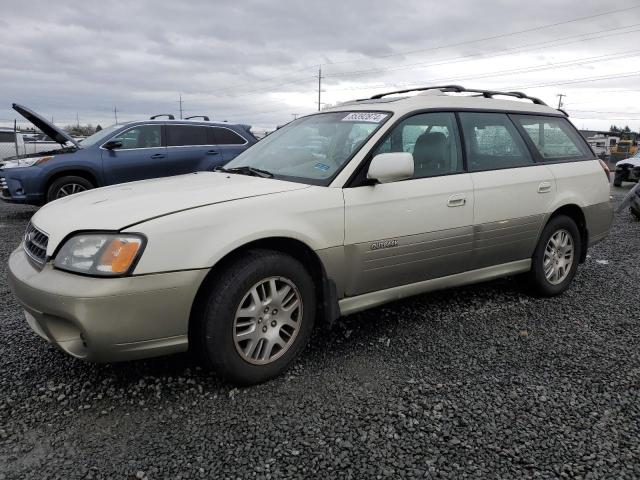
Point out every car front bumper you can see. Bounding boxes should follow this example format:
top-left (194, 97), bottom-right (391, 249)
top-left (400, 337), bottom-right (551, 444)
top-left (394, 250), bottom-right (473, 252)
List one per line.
top-left (7, 247), bottom-right (208, 362)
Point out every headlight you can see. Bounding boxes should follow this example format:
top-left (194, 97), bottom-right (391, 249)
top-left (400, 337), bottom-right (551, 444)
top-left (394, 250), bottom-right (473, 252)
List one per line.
top-left (1, 156), bottom-right (54, 169)
top-left (54, 233), bottom-right (145, 276)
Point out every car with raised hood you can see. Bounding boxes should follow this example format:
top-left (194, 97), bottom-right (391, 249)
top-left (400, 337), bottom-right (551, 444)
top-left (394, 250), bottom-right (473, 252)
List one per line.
top-left (8, 86), bottom-right (613, 385)
top-left (0, 104), bottom-right (256, 205)
top-left (613, 151), bottom-right (640, 187)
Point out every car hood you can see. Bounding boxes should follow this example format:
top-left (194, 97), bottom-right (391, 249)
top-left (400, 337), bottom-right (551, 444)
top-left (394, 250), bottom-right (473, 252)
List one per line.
top-left (12, 103), bottom-right (80, 148)
top-left (31, 172), bottom-right (309, 253)
top-left (616, 156), bottom-right (640, 167)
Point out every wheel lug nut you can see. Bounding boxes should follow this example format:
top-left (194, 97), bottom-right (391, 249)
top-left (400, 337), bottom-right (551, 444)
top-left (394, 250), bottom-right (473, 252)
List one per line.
top-left (262, 326), bottom-right (268, 333)
top-left (258, 317), bottom-right (262, 323)
top-left (264, 307), bottom-right (269, 313)
top-left (272, 309), bottom-right (278, 315)
top-left (271, 320), bottom-right (277, 327)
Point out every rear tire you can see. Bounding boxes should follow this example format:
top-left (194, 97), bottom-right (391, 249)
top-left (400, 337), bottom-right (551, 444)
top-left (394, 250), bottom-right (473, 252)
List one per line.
top-left (46, 175), bottom-right (94, 203)
top-left (527, 215), bottom-right (582, 296)
top-left (191, 249), bottom-right (316, 386)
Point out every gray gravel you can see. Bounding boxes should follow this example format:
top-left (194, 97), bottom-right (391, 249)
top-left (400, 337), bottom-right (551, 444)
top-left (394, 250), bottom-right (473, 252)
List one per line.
top-left (1, 185), bottom-right (639, 479)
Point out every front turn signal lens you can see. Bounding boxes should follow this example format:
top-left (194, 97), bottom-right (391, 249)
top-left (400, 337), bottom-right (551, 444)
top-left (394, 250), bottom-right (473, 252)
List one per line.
top-left (98, 239), bottom-right (143, 274)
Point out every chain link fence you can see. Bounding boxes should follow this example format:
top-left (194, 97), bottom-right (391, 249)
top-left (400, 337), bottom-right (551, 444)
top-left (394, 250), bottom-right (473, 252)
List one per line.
top-left (0, 122), bottom-right (62, 162)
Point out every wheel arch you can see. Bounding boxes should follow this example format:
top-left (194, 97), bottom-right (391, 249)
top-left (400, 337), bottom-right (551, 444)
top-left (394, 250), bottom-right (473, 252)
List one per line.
top-left (44, 168), bottom-right (99, 193)
top-left (547, 203), bottom-right (588, 263)
top-left (188, 236), bottom-right (340, 343)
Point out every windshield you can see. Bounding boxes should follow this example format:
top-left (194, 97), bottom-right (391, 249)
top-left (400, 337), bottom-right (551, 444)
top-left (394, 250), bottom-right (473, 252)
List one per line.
top-left (79, 124), bottom-right (123, 147)
top-left (225, 111), bottom-right (390, 185)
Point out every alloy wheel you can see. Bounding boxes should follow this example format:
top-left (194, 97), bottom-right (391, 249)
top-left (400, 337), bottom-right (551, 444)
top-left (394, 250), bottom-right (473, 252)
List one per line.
top-left (543, 229), bottom-right (574, 285)
top-left (56, 183), bottom-right (87, 198)
top-left (233, 276), bottom-right (302, 365)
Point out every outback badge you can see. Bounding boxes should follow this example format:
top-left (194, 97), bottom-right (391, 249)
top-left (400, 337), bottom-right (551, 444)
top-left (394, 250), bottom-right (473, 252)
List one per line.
top-left (370, 239), bottom-right (399, 250)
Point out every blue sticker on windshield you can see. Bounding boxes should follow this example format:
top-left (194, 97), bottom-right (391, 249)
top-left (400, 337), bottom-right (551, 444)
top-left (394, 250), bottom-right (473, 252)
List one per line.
top-left (314, 162), bottom-right (331, 172)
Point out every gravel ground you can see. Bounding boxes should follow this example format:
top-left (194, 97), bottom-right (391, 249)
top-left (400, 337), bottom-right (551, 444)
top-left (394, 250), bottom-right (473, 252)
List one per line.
top-left (0, 185), bottom-right (638, 479)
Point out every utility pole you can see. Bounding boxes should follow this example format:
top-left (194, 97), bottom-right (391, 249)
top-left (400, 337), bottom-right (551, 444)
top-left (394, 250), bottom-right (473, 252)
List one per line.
top-left (317, 66), bottom-right (322, 112)
top-left (178, 94), bottom-right (183, 119)
top-left (557, 93), bottom-right (566, 109)
top-left (114, 107), bottom-right (118, 124)
top-left (76, 112), bottom-right (80, 128)
top-left (292, 113), bottom-right (299, 120)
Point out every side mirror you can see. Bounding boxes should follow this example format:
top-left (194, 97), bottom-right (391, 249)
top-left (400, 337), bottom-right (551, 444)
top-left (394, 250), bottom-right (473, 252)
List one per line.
top-left (103, 139), bottom-right (123, 150)
top-left (367, 152), bottom-right (414, 184)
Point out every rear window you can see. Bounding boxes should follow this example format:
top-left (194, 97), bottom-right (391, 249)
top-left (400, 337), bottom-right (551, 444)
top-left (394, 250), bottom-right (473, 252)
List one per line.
top-left (166, 125), bottom-right (209, 146)
top-left (513, 115), bottom-right (592, 160)
top-left (0, 132), bottom-right (15, 142)
top-left (211, 127), bottom-right (246, 145)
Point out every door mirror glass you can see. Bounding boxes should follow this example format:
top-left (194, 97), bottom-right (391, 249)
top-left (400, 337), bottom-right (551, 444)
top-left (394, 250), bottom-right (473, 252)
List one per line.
top-left (367, 152), bottom-right (414, 184)
top-left (103, 139), bottom-right (123, 150)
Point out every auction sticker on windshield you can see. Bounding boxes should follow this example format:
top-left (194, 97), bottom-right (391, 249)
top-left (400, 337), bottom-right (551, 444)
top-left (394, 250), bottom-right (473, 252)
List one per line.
top-left (342, 112), bottom-right (388, 123)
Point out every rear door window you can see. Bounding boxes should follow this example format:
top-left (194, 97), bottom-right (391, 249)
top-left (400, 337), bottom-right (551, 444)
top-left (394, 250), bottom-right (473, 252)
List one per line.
top-left (512, 115), bottom-right (592, 160)
top-left (458, 112), bottom-right (533, 171)
top-left (166, 125), bottom-right (209, 146)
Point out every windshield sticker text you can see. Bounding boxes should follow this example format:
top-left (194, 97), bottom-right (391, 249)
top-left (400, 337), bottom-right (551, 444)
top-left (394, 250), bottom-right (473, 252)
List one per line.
top-left (342, 112), bottom-right (388, 123)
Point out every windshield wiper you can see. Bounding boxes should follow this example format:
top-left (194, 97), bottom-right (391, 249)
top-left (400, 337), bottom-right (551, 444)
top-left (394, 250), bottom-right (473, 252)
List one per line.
top-left (216, 166), bottom-right (274, 178)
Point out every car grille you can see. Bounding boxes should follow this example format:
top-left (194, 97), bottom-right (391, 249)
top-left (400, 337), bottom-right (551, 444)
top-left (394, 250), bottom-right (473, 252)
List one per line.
top-left (0, 176), bottom-right (8, 198)
top-left (24, 222), bottom-right (49, 267)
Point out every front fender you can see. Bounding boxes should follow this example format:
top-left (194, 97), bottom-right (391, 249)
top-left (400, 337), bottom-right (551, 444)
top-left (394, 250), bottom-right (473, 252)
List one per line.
top-left (127, 187), bottom-right (345, 275)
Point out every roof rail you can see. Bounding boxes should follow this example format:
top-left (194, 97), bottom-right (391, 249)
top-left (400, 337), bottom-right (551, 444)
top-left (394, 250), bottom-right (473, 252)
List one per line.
top-left (369, 85), bottom-right (547, 106)
top-left (150, 114), bottom-right (175, 120)
top-left (185, 115), bottom-right (210, 121)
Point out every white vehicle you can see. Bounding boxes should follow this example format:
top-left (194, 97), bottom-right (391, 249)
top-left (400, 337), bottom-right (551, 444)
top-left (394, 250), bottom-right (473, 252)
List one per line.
top-left (0, 128), bottom-right (25, 161)
top-left (587, 134), bottom-right (618, 159)
top-left (8, 86), bottom-right (613, 385)
top-left (613, 151), bottom-right (640, 186)
top-left (0, 128), bottom-right (60, 162)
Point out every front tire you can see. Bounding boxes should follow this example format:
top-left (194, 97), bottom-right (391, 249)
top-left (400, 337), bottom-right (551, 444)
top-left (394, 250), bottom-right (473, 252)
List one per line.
top-left (527, 215), bottom-right (582, 296)
top-left (613, 172), bottom-right (624, 187)
top-left (192, 250), bottom-right (316, 385)
top-left (46, 175), bottom-right (94, 203)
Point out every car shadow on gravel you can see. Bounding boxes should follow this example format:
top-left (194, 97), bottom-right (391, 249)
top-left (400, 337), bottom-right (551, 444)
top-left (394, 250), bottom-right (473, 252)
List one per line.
top-left (68, 275), bottom-right (527, 391)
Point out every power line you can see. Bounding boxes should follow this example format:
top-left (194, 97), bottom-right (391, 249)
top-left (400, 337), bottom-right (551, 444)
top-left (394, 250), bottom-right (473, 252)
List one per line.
top-left (323, 5), bottom-right (640, 66)
top-left (322, 23), bottom-right (640, 80)
top-left (223, 22), bottom-right (640, 100)
top-left (215, 6), bottom-right (640, 97)
top-left (324, 50), bottom-right (640, 94)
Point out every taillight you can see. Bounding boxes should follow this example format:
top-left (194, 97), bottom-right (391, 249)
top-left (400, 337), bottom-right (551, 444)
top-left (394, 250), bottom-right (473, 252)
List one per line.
top-left (598, 159), bottom-right (611, 183)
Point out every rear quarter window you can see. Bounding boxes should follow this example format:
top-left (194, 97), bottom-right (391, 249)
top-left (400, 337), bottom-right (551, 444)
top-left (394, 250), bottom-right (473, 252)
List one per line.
top-left (512, 115), bottom-right (593, 161)
top-left (211, 127), bottom-right (247, 145)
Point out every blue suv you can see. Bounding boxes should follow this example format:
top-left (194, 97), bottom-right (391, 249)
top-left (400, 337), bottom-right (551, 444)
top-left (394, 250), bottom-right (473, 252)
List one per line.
top-left (0, 104), bottom-right (257, 205)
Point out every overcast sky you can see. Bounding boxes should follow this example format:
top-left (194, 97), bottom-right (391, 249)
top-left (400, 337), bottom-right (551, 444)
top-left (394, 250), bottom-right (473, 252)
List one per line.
top-left (2, 0), bottom-right (640, 131)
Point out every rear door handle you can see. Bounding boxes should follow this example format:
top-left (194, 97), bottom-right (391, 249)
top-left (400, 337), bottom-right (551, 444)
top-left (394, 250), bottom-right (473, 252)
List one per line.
top-left (206, 150), bottom-right (220, 156)
top-left (538, 181), bottom-right (552, 193)
top-left (150, 153), bottom-right (165, 159)
top-left (447, 194), bottom-right (466, 207)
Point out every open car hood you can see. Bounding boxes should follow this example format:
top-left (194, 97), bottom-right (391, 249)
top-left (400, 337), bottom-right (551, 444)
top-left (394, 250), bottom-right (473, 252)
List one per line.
top-left (12, 103), bottom-right (79, 148)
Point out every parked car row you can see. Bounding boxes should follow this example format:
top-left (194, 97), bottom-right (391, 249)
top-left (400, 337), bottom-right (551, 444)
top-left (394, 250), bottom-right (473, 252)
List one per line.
top-left (0, 104), bottom-right (257, 204)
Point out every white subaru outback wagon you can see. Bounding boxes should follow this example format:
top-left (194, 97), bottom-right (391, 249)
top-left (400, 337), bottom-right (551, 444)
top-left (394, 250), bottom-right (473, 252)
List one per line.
top-left (8, 86), bottom-right (613, 385)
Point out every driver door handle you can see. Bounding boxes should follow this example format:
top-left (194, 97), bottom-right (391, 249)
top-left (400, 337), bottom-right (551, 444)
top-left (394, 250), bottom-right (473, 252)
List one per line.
top-left (447, 194), bottom-right (466, 207)
top-left (206, 150), bottom-right (220, 155)
top-left (150, 153), bottom-right (165, 159)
